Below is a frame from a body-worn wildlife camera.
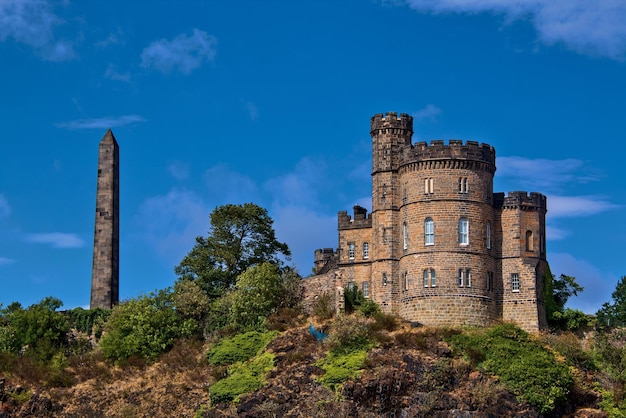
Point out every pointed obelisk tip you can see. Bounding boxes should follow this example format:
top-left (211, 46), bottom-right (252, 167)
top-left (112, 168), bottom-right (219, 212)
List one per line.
top-left (101, 128), bottom-right (117, 144)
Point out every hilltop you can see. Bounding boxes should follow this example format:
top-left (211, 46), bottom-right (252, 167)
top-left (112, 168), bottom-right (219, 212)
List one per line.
top-left (0, 311), bottom-right (612, 417)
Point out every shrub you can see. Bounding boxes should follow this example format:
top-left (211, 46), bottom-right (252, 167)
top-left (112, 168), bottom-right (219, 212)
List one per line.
top-left (316, 348), bottom-right (368, 390)
top-left (370, 311), bottom-right (398, 332)
top-left (326, 314), bottom-right (371, 353)
top-left (316, 314), bottom-right (375, 390)
top-left (99, 290), bottom-right (195, 362)
top-left (312, 292), bottom-right (335, 320)
top-left (206, 331), bottom-right (277, 366)
top-left (66, 307), bottom-right (111, 336)
top-left (344, 286), bottom-right (379, 317)
top-left (1, 297), bottom-right (69, 362)
top-left (228, 263), bottom-right (290, 331)
top-left (210, 352), bottom-right (275, 404)
top-left (447, 323), bottom-right (572, 414)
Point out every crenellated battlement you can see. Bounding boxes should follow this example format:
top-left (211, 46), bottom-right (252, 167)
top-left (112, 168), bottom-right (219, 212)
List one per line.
top-left (338, 205), bottom-right (373, 230)
top-left (370, 112), bottom-right (413, 134)
top-left (404, 139), bottom-right (496, 166)
top-left (494, 191), bottom-right (547, 212)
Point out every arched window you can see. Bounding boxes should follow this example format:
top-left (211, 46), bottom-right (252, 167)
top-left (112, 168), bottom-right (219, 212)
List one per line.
top-left (425, 217), bottom-right (434, 246)
top-left (459, 217), bottom-right (469, 245)
top-left (423, 269), bottom-right (429, 287)
top-left (403, 222), bottom-right (408, 250)
top-left (430, 268), bottom-right (436, 287)
top-left (526, 230), bottom-right (533, 251)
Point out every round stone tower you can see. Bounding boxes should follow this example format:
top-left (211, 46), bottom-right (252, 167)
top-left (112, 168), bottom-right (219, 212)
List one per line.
top-left (369, 112), bottom-right (498, 326)
top-left (396, 138), bottom-right (497, 326)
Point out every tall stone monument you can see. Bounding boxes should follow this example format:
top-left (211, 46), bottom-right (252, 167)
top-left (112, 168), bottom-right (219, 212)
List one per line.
top-left (90, 129), bottom-right (119, 309)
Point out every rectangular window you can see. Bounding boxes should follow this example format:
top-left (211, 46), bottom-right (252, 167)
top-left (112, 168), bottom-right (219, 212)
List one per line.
top-left (465, 269), bottom-right (471, 287)
top-left (424, 178), bottom-right (434, 194)
top-left (458, 269), bottom-right (464, 287)
top-left (459, 177), bottom-right (469, 193)
top-left (348, 243), bottom-right (355, 260)
top-left (403, 223), bottom-right (408, 250)
top-left (362, 282), bottom-right (369, 298)
top-left (348, 282), bottom-right (355, 291)
top-left (487, 271), bottom-right (493, 291)
top-left (425, 218), bottom-right (434, 246)
top-left (512, 273), bottom-right (520, 292)
top-left (459, 218), bottom-right (469, 245)
top-left (430, 268), bottom-right (436, 287)
top-left (363, 242), bottom-right (369, 259)
top-left (423, 269), bottom-right (429, 287)
top-left (404, 271), bottom-right (409, 291)
top-left (486, 221), bottom-right (491, 250)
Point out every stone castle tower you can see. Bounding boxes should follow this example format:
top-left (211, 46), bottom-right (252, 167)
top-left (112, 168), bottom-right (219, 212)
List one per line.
top-left (309, 112), bottom-right (548, 332)
top-left (90, 129), bottom-right (119, 309)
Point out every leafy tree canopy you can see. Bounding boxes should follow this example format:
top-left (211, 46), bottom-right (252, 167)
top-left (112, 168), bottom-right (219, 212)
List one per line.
top-left (543, 267), bottom-right (586, 330)
top-left (174, 203), bottom-right (290, 298)
top-left (597, 276), bottom-right (626, 329)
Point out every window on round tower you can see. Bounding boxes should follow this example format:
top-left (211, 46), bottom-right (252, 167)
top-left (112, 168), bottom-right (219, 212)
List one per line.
top-left (425, 218), bottom-right (434, 245)
top-left (459, 218), bottom-right (469, 245)
top-left (403, 222), bottom-right (408, 250)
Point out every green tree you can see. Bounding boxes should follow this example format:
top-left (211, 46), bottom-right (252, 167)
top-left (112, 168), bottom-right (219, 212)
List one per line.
top-left (543, 268), bottom-right (586, 330)
top-left (174, 203), bottom-right (290, 298)
top-left (99, 289), bottom-right (195, 362)
top-left (597, 276), bottom-right (626, 329)
top-left (0, 297), bottom-right (69, 361)
top-left (228, 263), bottom-right (298, 331)
top-left (594, 328), bottom-right (626, 406)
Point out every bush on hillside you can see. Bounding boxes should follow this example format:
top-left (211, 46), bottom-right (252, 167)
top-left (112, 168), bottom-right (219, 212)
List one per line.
top-left (448, 323), bottom-right (572, 414)
top-left (99, 290), bottom-right (195, 362)
top-left (206, 331), bottom-right (277, 366)
top-left (0, 297), bottom-right (69, 362)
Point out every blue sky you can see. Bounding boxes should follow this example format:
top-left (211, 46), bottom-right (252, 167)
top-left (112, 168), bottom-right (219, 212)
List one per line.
top-left (1, 0), bottom-right (624, 313)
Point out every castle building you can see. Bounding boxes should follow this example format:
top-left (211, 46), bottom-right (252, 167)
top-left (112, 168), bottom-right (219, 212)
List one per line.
top-left (90, 129), bottom-right (119, 310)
top-left (310, 112), bottom-right (548, 331)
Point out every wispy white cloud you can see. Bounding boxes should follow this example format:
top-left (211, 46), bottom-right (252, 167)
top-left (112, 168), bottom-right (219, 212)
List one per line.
top-left (104, 64), bottom-right (131, 82)
top-left (95, 28), bottom-right (123, 48)
top-left (547, 195), bottom-right (620, 219)
top-left (132, 188), bottom-right (210, 266)
top-left (168, 161), bottom-right (190, 181)
top-left (55, 114), bottom-right (146, 130)
top-left (0, 0), bottom-right (76, 61)
top-left (264, 158), bottom-right (326, 207)
top-left (413, 104), bottom-right (441, 122)
top-left (0, 194), bottom-right (11, 218)
top-left (400, 0), bottom-right (626, 59)
top-left (141, 29), bottom-right (217, 74)
top-left (203, 164), bottom-right (259, 205)
top-left (545, 225), bottom-right (569, 241)
top-left (497, 156), bottom-right (599, 191)
top-left (0, 257), bottom-right (15, 266)
top-left (25, 232), bottom-right (84, 248)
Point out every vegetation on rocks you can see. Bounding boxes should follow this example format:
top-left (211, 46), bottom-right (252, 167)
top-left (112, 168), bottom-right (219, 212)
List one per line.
top-left (2, 204), bottom-right (626, 416)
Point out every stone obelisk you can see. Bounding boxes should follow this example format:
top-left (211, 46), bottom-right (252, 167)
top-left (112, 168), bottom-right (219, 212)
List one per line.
top-left (90, 129), bottom-right (119, 309)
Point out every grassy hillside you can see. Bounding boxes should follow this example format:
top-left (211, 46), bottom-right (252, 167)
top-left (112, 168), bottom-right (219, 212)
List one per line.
top-left (1, 307), bottom-right (621, 417)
